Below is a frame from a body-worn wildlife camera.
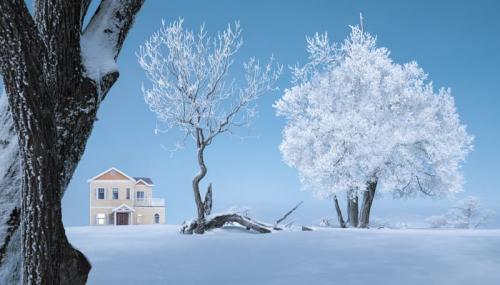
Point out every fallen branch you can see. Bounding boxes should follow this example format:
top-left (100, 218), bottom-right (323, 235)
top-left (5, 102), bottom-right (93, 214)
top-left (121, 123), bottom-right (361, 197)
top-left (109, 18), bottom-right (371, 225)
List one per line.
top-left (206, 214), bottom-right (271, 233)
top-left (181, 213), bottom-right (271, 234)
top-left (275, 201), bottom-right (303, 227)
top-left (180, 201), bottom-right (312, 234)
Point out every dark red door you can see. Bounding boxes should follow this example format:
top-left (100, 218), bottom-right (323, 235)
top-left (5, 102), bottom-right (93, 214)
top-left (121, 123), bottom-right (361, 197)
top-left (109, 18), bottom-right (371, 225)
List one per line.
top-left (116, 213), bottom-right (129, 225)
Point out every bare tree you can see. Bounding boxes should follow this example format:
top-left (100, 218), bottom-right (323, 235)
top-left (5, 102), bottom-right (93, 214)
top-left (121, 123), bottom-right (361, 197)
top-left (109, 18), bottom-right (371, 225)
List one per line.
top-left (0, 1), bottom-right (144, 283)
top-left (138, 19), bottom-right (281, 234)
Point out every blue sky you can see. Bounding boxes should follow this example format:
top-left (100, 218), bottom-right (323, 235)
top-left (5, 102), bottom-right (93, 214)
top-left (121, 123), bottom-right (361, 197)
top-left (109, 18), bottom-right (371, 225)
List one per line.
top-left (9, 0), bottom-right (500, 227)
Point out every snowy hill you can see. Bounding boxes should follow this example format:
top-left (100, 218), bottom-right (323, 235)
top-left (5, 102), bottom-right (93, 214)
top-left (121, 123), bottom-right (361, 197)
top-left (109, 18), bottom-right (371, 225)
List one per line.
top-left (66, 225), bottom-right (500, 285)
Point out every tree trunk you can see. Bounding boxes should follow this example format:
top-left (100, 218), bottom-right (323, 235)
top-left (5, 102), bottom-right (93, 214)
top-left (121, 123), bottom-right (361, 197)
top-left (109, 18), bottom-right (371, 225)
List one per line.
top-left (359, 179), bottom-right (378, 228)
top-left (192, 130), bottom-right (208, 233)
top-left (347, 190), bottom-right (359, 227)
top-left (0, 1), bottom-right (144, 283)
top-left (21, 161), bottom-right (90, 284)
top-left (333, 195), bottom-right (346, 228)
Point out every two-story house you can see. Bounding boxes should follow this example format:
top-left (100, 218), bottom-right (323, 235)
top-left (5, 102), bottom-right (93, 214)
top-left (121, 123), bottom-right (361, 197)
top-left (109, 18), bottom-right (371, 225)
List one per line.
top-left (88, 167), bottom-right (166, 226)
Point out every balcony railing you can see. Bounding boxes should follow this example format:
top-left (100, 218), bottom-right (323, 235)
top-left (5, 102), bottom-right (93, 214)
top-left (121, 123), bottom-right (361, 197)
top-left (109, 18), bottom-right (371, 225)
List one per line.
top-left (134, 197), bottom-right (165, 207)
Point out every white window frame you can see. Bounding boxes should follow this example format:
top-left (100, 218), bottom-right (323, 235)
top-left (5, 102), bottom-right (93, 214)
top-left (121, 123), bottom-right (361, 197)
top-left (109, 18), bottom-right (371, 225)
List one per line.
top-left (136, 191), bottom-right (145, 201)
top-left (97, 213), bottom-right (106, 225)
top-left (112, 188), bottom-right (119, 200)
top-left (126, 188), bottom-right (130, 200)
top-left (97, 188), bottom-right (105, 200)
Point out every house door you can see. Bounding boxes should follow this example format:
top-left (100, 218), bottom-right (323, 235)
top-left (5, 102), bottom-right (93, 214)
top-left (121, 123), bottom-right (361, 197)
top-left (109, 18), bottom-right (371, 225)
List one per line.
top-left (116, 212), bottom-right (129, 225)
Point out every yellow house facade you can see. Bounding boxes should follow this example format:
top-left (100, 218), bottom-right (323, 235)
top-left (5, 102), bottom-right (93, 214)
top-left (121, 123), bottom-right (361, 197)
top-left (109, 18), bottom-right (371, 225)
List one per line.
top-left (88, 167), bottom-right (166, 226)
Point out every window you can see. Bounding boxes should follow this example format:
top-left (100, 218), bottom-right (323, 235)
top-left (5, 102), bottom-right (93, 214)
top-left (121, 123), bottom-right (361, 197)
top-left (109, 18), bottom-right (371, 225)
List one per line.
top-left (137, 214), bottom-right (142, 224)
top-left (112, 188), bottom-right (119, 200)
top-left (97, 188), bottom-right (105, 200)
top-left (126, 188), bottom-right (130, 200)
top-left (136, 191), bottom-right (145, 200)
top-left (154, 213), bottom-right (160, 224)
top-left (97, 213), bottom-right (105, 225)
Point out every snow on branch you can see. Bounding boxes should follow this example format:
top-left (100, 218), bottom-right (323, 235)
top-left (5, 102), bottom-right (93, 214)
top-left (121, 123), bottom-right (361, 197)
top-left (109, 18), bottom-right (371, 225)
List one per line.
top-left (138, 18), bottom-right (282, 146)
top-left (81, 0), bottom-right (144, 81)
top-left (0, 90), bottom-right (21, 283)
top-left (291, 32), bottom-right (339, 83)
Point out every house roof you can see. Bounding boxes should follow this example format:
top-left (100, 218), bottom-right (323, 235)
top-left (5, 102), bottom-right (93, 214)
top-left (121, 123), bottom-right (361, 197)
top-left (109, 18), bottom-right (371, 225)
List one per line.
top-left (87, 167), bottom-right (155, 186)
top-left (133, 177), bottom-right (154, 185)
top-left (87, 167), bottom-right (136, 182)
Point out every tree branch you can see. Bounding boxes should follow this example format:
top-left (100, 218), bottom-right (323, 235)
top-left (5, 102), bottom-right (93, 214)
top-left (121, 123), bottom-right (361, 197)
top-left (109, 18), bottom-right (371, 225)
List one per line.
top-left (83, 0), bottom-right (145, 63)
top-left (80, 0), bottom-right (93, 27)
top-left (34, 0), bottom-right (83, 88)
top-left (0, 0), bottom-right (52, 147)
top-left (57, 0), bottom-right (145, 191)
top-left (275, 201), bottom-right (303, 226)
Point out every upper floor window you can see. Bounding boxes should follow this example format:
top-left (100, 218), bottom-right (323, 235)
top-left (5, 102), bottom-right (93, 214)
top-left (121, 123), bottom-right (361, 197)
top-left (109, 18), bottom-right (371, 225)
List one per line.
top-left (126, 188), bottom-right (130, 200)
top-left (112, 188), bottom-right (119, 200)
top-left (154, 213), bottom-right (160, 224)
top-left (97, 213), bottom-right (106, 225)
top-left (136, 191), bottom-right (145, 200)
top-left (97, 188), bottom-right (105, 200)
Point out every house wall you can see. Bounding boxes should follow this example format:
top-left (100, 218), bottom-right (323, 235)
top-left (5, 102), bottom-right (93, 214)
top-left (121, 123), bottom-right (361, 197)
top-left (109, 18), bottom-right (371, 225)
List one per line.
top-left (89, 206), bottom-right (166, 226)
top-left (90, 207), bottom-right (115, 226)
top-left (134, 183), bottom-right (153, 200)
top-left (89, 180), bottom-right (138, 208)
top-left (134, 207), bottom-right (166, 225)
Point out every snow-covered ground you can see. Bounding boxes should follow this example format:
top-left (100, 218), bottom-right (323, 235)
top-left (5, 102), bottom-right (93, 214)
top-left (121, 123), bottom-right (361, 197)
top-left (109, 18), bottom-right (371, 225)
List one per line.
top-left (66, 225), bottom-right (500, 285)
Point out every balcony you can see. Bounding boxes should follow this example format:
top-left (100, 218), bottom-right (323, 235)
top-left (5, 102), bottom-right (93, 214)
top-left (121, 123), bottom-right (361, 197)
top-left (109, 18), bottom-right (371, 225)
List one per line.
top-left (134, 197), bottom-right (165, 207)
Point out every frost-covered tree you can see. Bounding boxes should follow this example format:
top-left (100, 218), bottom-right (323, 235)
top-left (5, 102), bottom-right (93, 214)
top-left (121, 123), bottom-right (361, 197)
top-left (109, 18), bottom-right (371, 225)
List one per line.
top-left (275, 20), bottom-right (473, 228)
top-left (425, 215), bottom-right (448, 229)
top-left (446, 196), bottom-right (495, 229)
top-left (138, 19), bottom-right (281, 234)
top-left (426, 196), bottom-right (495, 229)
top-left (0, 1), bottom-right (144, 284)
top-left (0, 91), bottom-right (21, 284)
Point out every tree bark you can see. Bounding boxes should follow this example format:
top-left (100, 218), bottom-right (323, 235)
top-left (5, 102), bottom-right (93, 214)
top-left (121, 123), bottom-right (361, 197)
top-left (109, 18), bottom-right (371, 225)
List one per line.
top-left (359, 179), bottom-right (378, 228)
top-left (333, 195), bottom-right (346, 228)
top-left (347, 190), bottom-right (359, 227)
top-left (206, 214), bottom-right (271, 233)
top-left (0, 1), bottom-right (144, 283)
top-left (192, 128), bottom-right (209, 233)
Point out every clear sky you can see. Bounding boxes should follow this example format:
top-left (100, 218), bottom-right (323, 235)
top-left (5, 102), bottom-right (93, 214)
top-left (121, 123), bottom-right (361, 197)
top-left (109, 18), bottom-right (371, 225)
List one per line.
top-left (7, 0), bottom-right (500, 227)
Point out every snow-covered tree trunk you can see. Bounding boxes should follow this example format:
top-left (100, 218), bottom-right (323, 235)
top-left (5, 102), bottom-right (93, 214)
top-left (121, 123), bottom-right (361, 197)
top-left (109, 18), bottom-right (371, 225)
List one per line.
top-left (347, 191), bottom-right (359, 227)
top-left (359, 179), bottom-right (377, 228)
top-left (333, 195), bottom-right (346, 228)
top-left (0, 1), bottom-right (144, 284)
top-left (0, 94), bottom-right (22, 284)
